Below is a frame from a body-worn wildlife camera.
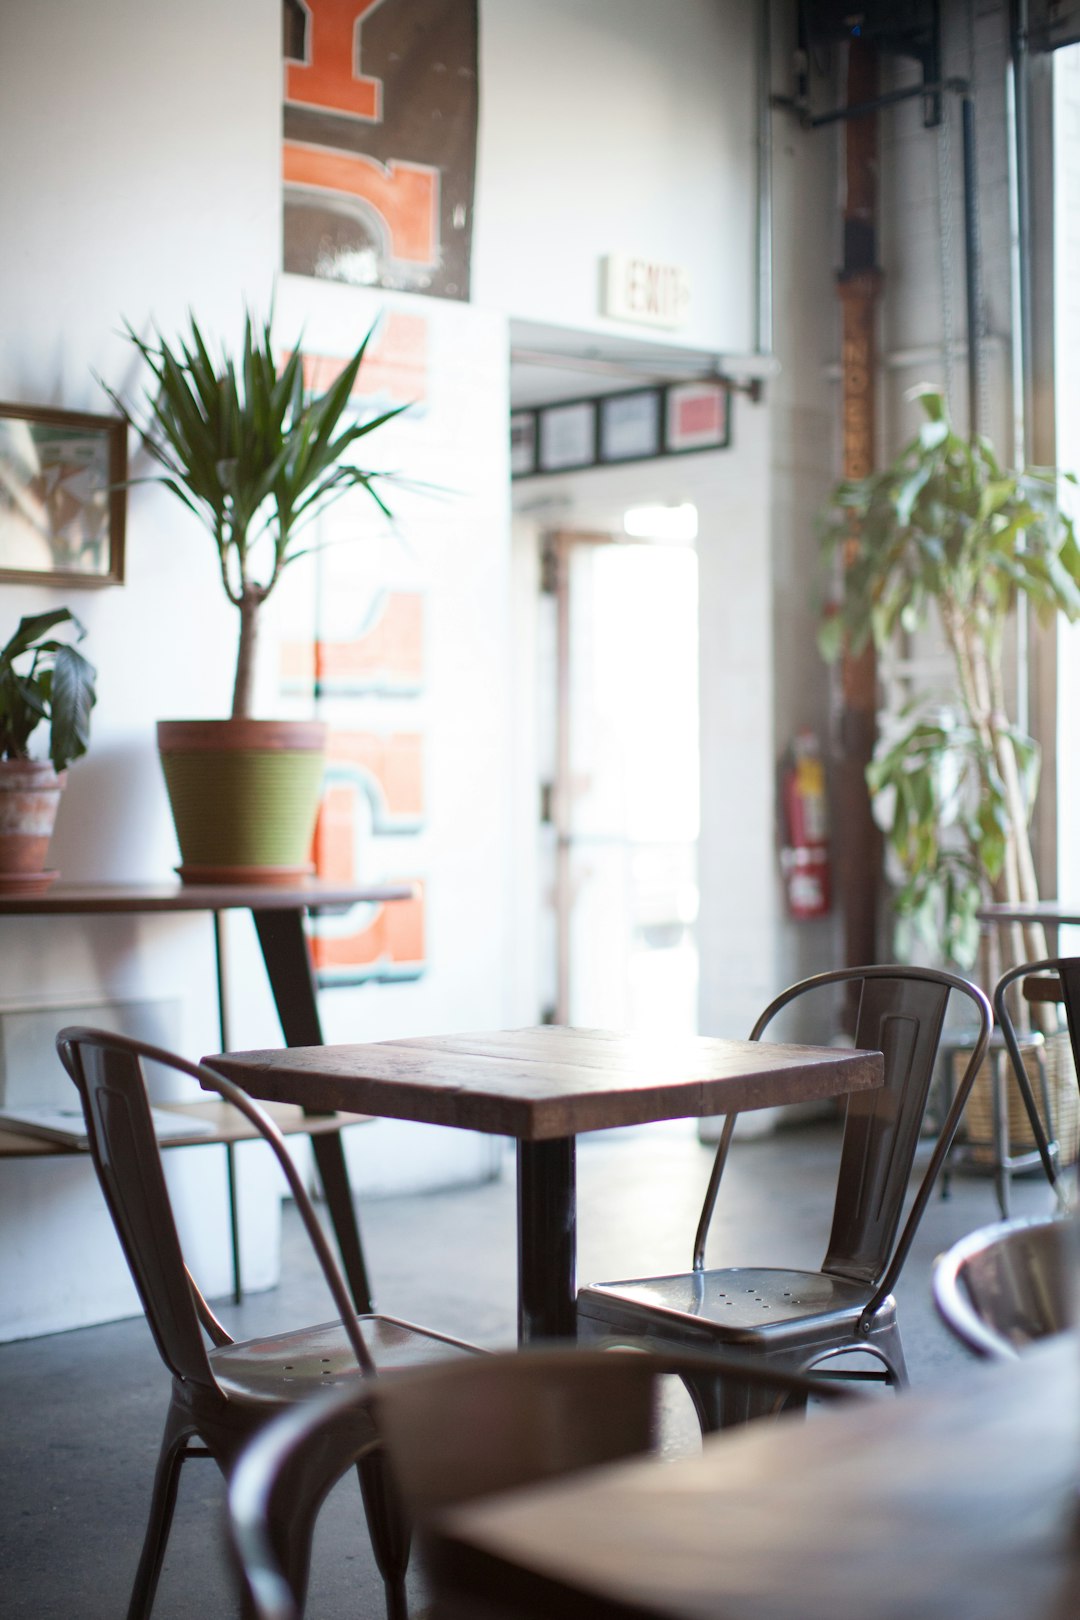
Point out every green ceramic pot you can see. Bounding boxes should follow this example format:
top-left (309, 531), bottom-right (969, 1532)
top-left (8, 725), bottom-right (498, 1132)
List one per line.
top-left (157, 719), bottom-right (327, 885)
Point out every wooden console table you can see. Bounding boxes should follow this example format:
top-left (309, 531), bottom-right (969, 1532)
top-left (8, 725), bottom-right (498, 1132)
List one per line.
top-left (0, 880), bottom-right (415, 1306)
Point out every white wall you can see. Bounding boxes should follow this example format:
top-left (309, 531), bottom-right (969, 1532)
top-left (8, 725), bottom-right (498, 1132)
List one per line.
top-left (474, 0), bottom-right (758, 353)
top-left (0, 0), bottom-right (284, 1336)
top-left (0, 0), bottom-right (512, 1337)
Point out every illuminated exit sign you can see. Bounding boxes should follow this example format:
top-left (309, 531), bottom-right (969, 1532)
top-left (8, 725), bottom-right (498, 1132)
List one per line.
top-left (601, 253), bottom-right (691, 330)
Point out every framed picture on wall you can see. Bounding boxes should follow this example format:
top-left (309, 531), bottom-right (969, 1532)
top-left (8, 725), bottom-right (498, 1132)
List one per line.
top-left (510, 411), bottom-right (538, 477)
top-left (0, 404), bottom-right (127, 586)
top-left (664, 381), bottom-right (730, 454)
top-left (537, 401), bottom-right (596, 473)
top-left (598, 389), bottom-right (662, 463)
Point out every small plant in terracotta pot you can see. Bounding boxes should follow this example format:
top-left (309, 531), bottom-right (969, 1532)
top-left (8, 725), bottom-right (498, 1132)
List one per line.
top-left (102, 311), bottom-right (402, 884)
top-left (0, 609), bottom-right (97, 893)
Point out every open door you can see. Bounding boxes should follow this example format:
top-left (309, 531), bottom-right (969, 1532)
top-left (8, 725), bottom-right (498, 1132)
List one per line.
top-left (539, 529), bottom-right (699, 1031)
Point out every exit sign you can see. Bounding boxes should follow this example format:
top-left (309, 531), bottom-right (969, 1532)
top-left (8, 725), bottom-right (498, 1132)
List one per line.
top-left (601, 253), bottom-right (691, 330)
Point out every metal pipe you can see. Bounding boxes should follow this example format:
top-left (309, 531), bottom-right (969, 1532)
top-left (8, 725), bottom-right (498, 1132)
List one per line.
top-left (756, 0), bottom-right (774, 357)
top-left (961, 97), bottom-right (981, 437)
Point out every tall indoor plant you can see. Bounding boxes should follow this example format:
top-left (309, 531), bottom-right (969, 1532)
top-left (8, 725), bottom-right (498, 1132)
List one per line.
top-left (103, 312), bottom-right (403, 883)
top-left (819, 386), bottom-right (1080, 975)
top-left (0, 609), bottom-right (96, 894)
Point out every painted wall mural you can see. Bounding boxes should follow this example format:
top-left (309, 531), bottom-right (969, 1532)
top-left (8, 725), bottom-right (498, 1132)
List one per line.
top-left (282, 0), bottom-right (479, 301)
top-left (275, 297), bottom-right (434, 988)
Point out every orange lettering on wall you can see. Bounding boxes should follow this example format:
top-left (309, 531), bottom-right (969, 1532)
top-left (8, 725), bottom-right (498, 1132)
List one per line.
top-left (285, 0), bottom-right (386, 122)
top-left (310, 886), bottom-right (425, 974)
top-left (284, 140), bottom-right (439, 266)
top-left (283, 312), bottom-right (429, 408)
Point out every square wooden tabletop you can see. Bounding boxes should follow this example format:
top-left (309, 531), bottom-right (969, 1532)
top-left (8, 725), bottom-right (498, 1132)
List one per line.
top-left (207, 1025), bottom-right (883, 1140)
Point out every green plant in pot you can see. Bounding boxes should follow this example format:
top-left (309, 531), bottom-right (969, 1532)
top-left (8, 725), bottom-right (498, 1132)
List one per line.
top-left (103, 312), bottom-right (402, 884)
top-left (819, 386), bottom-right (1080, 979)
top-left (0, 609), bottom-right (97, 894)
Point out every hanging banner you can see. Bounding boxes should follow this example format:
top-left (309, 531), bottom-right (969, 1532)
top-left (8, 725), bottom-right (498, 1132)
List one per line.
top-left (283, 0), bottom-right (478, 300)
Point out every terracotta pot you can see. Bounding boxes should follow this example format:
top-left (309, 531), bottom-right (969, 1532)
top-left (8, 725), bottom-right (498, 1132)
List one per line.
top-left (157, 719), bottom-right (327, 886)
top-left (0, 760), bottom-right (65, 894)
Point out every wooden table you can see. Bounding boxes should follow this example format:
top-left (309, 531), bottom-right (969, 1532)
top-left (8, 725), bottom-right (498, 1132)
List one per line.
top-left (427, 1334), bottom-right (1080, 1620)
top-left (207, 1026), bottom-right (883, 1341)
top-left (0, 879), bottom-right (414, 1309)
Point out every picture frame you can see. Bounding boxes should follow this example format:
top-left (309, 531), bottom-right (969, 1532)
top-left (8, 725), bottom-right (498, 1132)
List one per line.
top-left (0, 403), bottom-right (127, 587)
top-left (537, 400), bottom-right (597, 473)
top-left (510, 410), bottom-right (538, 477)
top-left (598, 388), bottom-right (662, 463)
top-left (663, 380), bottom-right (730, 455)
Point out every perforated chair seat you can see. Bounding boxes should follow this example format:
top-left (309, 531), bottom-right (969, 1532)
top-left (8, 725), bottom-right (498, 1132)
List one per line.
top-left (578, 1267), bottom-right (891, 1346)
top-left (210, 1315), bottom-right (475, 1405)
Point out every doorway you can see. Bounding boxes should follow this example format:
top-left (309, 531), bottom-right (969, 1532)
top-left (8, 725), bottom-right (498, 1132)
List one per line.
top-left (539, 526), bottom-right (700, 1031)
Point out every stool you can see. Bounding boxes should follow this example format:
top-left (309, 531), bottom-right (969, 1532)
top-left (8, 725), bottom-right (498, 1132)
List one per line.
top-left (939, 1028), bottom-right (1059, 1219)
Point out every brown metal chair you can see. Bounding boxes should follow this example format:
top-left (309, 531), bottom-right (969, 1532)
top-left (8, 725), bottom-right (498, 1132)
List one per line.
top-left (227, 1344), bottom-right (856, 1620)
top-left (55, 1026), bottom-right (479, 1620)
top-left (991, 955), bottom-right (1080, 1199)
top-left (933, 1214), bottom-right (1077, 1360)
top-left (576, 965), bottom-right (993, 1427)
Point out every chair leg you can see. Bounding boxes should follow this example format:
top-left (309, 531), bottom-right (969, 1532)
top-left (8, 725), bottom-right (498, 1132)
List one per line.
top-left (679, 1369), bottom-right (802, 1434)
top-left (357, 1447), bottom-right (412, 1620)
top-left (127, 1400), bottom-right (198, 1620)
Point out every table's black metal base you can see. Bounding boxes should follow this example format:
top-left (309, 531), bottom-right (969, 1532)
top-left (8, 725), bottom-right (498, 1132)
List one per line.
top-left (253, 907), bottom-right (375, 1314)
top-left (517, 1138), bottom-right (577, 1343)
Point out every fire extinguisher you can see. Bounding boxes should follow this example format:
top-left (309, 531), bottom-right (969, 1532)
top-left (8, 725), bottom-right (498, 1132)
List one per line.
top-left (780, 731), bottom-right (831, 920)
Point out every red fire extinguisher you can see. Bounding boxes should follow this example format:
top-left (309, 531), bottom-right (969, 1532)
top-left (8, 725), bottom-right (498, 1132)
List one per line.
top-left (780, 731), bottom-right (831, 920)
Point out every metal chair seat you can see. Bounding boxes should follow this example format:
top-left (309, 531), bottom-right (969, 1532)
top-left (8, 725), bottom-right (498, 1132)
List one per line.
top-left (579, 1266), bottom-right (886, 1340)
top-left (209, 1314), bottom-right (474, 1404)
top-left (577, 966), bottom-right (992, 1430)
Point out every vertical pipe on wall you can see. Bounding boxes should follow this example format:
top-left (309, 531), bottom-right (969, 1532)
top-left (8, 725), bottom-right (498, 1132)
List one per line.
top-left (961, 96), bottom-right (982, 439)
top-left (836, 39), bottom-right (883, 984)
top-left (756, 0), bottom-right (774, 357)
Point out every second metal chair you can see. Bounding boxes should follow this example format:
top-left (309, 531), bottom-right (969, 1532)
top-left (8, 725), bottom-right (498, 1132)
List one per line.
top-left (576, 965), bottom-right (992, 1427)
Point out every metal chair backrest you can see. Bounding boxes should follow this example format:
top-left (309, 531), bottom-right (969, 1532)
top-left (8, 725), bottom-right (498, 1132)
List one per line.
top-left (933, 1215), bottom-right (1077, 1360)
top-left (693, 967), bottom-right (992, 1311)
top-left (993, 955), bottom-right (1080, 1192)
top-left (229, 1345), bottom-right (855, 1620)
top-left (55, 1027), bottom-right (375, 1384)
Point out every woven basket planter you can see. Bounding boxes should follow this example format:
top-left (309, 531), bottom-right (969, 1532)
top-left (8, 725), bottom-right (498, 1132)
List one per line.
top-left (958, 1028), bottom-right (1080, 1167)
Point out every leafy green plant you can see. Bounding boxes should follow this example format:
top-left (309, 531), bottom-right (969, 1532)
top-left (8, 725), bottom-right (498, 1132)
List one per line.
top-left (0, 610), bottom-right (97, 773)
top-left (820, 386), bottom-right (1080, 967)
top-left (101, 312), bottom-right (405, 719)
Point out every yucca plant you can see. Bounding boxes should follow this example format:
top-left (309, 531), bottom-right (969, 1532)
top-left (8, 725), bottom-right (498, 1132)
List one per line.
top-left (102, 312), bottom-right (404, 718)
top-left (0, 609), bottom-right (96, 773)
top-left (819, 386), bottom-right (1080, 970)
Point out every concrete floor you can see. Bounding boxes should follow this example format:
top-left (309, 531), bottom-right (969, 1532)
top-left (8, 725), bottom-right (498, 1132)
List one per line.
top-left (0, 1116), bottom-right (1057, 1620)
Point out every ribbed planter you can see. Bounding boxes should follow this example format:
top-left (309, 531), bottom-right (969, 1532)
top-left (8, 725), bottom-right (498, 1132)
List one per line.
top-left (157, 719), bottom-right (327, 886)
top-left (0, 760), bottom-right (65, 895)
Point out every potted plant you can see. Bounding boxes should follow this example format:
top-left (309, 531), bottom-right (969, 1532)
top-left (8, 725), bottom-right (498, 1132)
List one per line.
top-left (102, 311), bottom-right (403, 884)
top-left (819, 386), bottom-right (1080, 1162)
top-left (819, 386), bottom-right (1080, 972)
top-left (0, 608), bottom-right (96, 894)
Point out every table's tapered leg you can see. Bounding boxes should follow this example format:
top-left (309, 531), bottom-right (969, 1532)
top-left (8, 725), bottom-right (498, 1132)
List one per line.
top-left (517, 1138), bottom-right (577, 1343)
top-left (252, 907), bottom-right (375, 1314)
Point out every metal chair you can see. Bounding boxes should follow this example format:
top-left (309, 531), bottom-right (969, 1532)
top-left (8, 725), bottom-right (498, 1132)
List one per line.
top-left (55, 1026), bottom-right (479, 1620)
top-left (991, 955), bottom-right (1080, 1202)
top-left (576, 965), bottom-right (993, 1427)
top-left (228, 1344), bottom-right (856, 1620)
top-left (932, 1214), bottom-right (1077, 1359)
